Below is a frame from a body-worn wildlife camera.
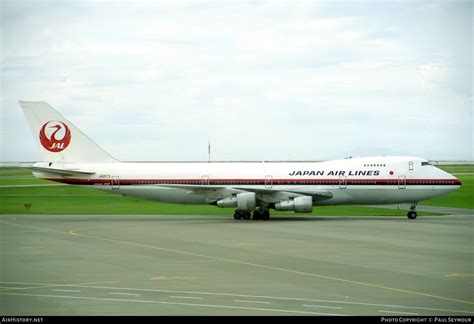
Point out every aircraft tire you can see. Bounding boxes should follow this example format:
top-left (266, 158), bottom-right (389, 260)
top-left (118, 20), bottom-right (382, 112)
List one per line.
top-left (407, 211), bottom-right (417, 219)
top-left (252, 211), bottom-right (262, 220)
top-left (262, 210), bottom-right (270, 221)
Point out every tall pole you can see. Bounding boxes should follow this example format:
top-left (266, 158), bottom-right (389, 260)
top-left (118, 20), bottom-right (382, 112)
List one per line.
top-left (208, 140), bottom-right (211, 163)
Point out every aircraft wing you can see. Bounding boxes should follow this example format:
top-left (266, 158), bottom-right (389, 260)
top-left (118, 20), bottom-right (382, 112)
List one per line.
top-left (156, 184), bottom-right (333, 203)
top-left (235, 187), bottom-right (333, 201)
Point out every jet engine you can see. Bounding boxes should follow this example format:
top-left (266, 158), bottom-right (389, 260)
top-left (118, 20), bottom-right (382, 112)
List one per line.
top-left (275, 196), bottom-right (313, 213)
top-left (217, 192), bottom-right (256, 211)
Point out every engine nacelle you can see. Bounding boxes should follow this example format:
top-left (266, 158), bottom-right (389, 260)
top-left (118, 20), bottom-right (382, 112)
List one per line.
top-left (237, 192), bottom-right (256, 210)
top-left (217, 192), bottom-right (256, 211)
top-left (217, 197), bottom-right (237, 208)
top-left (275, 196), bottom-right (313, 213)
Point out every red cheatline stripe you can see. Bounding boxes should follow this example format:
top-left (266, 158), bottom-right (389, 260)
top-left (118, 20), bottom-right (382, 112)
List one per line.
top-left (45, 178), bottom-right (461, 186)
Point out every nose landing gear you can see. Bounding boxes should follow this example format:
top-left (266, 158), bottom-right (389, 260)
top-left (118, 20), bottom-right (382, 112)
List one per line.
top-left (407, 203), bottom-right (417, 219)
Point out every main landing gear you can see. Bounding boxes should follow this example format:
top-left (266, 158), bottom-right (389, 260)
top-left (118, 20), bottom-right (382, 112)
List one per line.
top-left (234, 209), bottom-right (270, 221)
top-left (233, 210), bottom-right (251, 220)
top-left (407, 202), bottom-right (417, 219)
top-left (252, 208), bottom-right (270, 220)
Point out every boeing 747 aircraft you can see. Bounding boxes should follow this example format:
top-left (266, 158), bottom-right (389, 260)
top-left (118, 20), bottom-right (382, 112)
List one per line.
top-left (19, 101), bottom-right (461, 220)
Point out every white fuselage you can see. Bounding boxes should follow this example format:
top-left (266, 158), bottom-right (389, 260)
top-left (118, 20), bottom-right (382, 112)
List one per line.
top-left (34, 156), bottom-right (460, 207)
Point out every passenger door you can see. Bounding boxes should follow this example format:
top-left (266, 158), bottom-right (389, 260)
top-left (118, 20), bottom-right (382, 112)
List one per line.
top-left (398, 176), bottom-right (406, 189)
top-left (112, 176), bottom-right (120, 190)
top-left (339, 175), bottom-right (347, 189)
top-left (265, 175), bottom-right (273, 189)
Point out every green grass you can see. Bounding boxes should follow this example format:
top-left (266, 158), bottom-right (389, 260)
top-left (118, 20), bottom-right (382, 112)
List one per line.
top-left (0, 178), bottom-right (55, 185)
top-left (437, 165), bottom-right (474, 174)
top-left (0, 192), bottom-right (423, 216)
top-left (0, 185), bottom-right (113, 196)
top-left (0, 167), bottom-right (35, 177)
top-left (1, 166), bottom-right (471, 215)
top-left (0, 180), bottom-right (435, 216)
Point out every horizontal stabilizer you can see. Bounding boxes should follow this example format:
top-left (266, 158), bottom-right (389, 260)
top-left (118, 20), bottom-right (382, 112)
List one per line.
top-left (28, 166), bottom-right (95, 176)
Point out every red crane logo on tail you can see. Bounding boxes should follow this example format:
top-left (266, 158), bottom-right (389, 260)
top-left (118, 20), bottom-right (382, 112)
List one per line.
top-left (39, 121), bottom-right (71, 152)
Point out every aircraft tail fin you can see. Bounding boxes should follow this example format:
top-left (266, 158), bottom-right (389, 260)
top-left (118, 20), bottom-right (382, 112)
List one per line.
top-left (19, 101), bottom-right (117, 163)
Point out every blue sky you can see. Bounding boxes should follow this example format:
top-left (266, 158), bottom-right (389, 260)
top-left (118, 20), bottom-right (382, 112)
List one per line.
top-left (1, 0), bottom-right (472, 162)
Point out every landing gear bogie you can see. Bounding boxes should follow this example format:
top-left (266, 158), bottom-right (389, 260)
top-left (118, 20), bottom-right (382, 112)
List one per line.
top-left (234, 210), bottom-right (251, 220)
top-left (234, 209), bottom-right (271, 221)
top-left (252, 210), bottom-right (261, 220)
top-left (251, 209), bottom-right (270, 221)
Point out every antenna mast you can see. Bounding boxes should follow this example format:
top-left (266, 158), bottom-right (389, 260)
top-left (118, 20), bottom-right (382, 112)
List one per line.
top-left (208, 140), bottom-right (211, 163)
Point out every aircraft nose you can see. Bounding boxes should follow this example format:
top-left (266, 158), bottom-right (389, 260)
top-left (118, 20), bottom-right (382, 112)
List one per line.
top-left (445, 171), bottom-right (462, 189)
top-left (454, 177), bottom-right (462, 188)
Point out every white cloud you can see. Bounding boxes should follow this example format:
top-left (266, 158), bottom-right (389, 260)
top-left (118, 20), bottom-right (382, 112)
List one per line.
top-left (1, 0), bottom-right (472, 162)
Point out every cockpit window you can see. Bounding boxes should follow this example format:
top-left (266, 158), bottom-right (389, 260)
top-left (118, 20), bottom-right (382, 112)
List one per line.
top-left (421, 161), bottom-right (432, 166)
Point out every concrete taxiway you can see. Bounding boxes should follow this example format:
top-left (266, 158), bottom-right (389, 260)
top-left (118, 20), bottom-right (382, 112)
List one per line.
top-left (0, 214), bottom-right (472, 316)
top-left (368, 205), bottom-right (474, 215)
